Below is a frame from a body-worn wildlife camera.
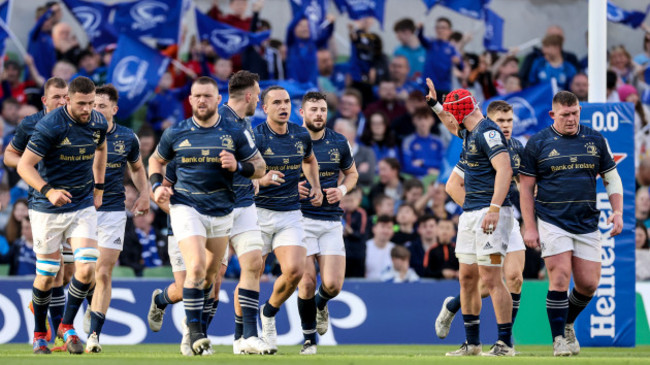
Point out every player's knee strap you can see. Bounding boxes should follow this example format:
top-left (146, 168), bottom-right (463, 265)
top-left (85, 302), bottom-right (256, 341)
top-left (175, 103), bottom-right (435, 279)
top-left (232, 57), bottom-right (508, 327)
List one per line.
top-left (456, 253), bottom-right (477, 265)
top-left (36, 259), bottom-right (61, 276)
top-left (62, 251), bottom-right (74, 264)
top-left (74, 247), bottom-right (100, 263)
top-left (477, 253), bottom-right (504, 267)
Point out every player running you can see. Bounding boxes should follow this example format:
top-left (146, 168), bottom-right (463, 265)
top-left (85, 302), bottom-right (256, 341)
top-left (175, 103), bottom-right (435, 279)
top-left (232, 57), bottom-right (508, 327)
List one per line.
top-left (425, 78), bottom-right (515, 356)
top-left (84, 85), bottom-right (150, 353)
top-left (149, 77), bottom-right (266, 355)
top-left (254, 86), bottom-right (323, 354)
top-left (18, 76), bottom-right (108, 354)
top-left (295, 91), bottom-right (359, 355)
top-left (436, 101), bottom-right (525, 342)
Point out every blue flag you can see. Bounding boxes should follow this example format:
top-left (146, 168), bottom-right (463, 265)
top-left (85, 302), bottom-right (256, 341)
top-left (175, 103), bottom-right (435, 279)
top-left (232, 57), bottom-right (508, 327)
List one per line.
top-left (290, 0), bottom-right (328, 40)
top-left (107, 35), bottom-right (170, 119)
top-left (483, 82), bottom-right (555, 137)
top-left (423, 0), bottom-right (490, 20)
top-left (333, 0), bottom-right (385, 27)
top-left (195, 9), bottom-right (270, 59)
top-left (607, 1), bottom-right (649, 29)
top-left (113, 0), bottom-right (186, 45)
top-left (0, 1), bottom-right (12, 60)
top-left (62, 0), bottom-right (117, 52)
top-left (483, 8), bottom-right (506, 52)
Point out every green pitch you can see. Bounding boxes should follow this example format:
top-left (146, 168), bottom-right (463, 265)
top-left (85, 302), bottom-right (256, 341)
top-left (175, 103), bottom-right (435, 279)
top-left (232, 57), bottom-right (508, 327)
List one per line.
top-left (2, 344), bottom-right (650, 364)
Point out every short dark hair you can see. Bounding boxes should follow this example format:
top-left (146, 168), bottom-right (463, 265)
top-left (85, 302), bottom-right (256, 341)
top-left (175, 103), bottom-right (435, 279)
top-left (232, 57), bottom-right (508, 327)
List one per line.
top-left (404, 178), bottom-right (424, 193)
top-left (301, 91), bottom-right (327, 106)
top-left (436, 17), bottom-right (452, 28)
top-left (417, 214), bottom-right (437, 225)
top-left (542, 34), bottom-right (564, 48)
top-left (261, 85), bottom-right (287, 104)
top-left (487, 100), bottom-right (513, 116)
top-left (4, 59), bottom-right (20, 70)
top-left (137, 124), bottom-right (156, 139)
top-left (192, 76), bottom-right (219, 91)
top-left (376, 214), bottom-right (394, 224)
top-left (393, 18), bottom-right (415, 33)
top-left (412, 107), bottom-right (434, 120)
top-left (391, 245), bottom-right (411, 259)
top-left (2, 97), bottom-right (19, 109)
top-left (68, 76), bottom-right (96, 95)
top-left (342, 88), bottom-right (363, 106)
top-left (96, 84), bottom-right (119, 103)
top-left (44, 77), bottom-right (67, 93)
top-left (552, 91), bottom-right (579, 107)
top-left (229, 70), bottom-right (260, 97)
top-left (450, 31), bottom-right (463, 43)
top-left (381, 157), bottom-right (401, 171)
top-left (372, 193), bottom-right (391, 209)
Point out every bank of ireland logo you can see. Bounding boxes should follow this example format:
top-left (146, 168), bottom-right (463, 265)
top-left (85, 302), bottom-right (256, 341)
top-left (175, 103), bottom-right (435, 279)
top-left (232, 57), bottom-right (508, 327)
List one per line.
top-left (130, 1), bottom-right (169, 31)
top-left (210, 28), bottom-right (249, 56)
top-left (507, 96), bottom-right (537, 136)
top-left (73, 6), bottom-right (102, 39)
top-left (112, 56), bottom-right (149, 99)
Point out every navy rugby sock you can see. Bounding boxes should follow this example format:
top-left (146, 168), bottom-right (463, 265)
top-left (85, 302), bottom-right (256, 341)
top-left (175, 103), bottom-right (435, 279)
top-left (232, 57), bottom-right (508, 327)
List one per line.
top-left (234, 315), bottom-right (244, 340)
top-left (566, 289), bottom-right (592, 325)
top-left (511, 292), bottom-right (521, 325)
top-left (315, 285), bottom-right (335, 311)
top-left (183, 288), bottom-right (204, 336)
top-left (447, 295), bottom-right (462, 314)
top-left (201, 285), bottom-right (214, 334)
top-left (49, 286), bottom-right (65, 333)
top-left (462, 314), bottom-right (480, 345)
top-left (32, 287), bottom-right (52, 333)
top-left (546, 290), bottom-right (568, 339)
top-left (62, 276), bottom-right (90, 326)
top-left (298, 297), bottom-right (317, 344)
top-left (262, 300), bottom-right (280, 317)
top-left (497, 322), bottom-right (513, 347)
top-left (239, 289), bottom-right (260, 339)
top-left (90, 311), bottom-right (106, 337)
top-left (154, 287), bottom-right (174, 310)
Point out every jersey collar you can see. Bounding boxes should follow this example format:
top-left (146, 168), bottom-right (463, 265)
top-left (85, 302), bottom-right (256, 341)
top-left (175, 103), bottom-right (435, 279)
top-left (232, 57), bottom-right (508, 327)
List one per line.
top-left (107, 122), bottom-right (117, 135)
top-left (223, 104), bottom-right (244, 122)
top-left (192, 114), bottom-right (221, 129)
top-left (265, 121), bottom-right (288, 136)
top-left (63, 106), bottom-right (89, 125)
top-left (550, 124), bottom-right (581, 137)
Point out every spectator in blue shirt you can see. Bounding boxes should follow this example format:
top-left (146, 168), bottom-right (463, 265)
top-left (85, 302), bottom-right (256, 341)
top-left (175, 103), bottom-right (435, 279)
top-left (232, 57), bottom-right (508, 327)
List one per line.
top-left (528, 34), bottom-right (577, 90)
top-left (418, 18), bottom-right (464, 97)
top-left (389, 56), bottom-right (422, 100)
top-left (72, 49), bottom-right (107, 86)
top-left (393, 18), bottom-right (425, 80)
top-left (286, 14), bottom-right (334, 84)
top-left (360, 110), bottom-right (400, 166)
top-left (10, 217), bottom-right (37, 276)
top-left (146, 72), bottom-right (188, 133)
top-left (401, 107), bottom-right (443, 178)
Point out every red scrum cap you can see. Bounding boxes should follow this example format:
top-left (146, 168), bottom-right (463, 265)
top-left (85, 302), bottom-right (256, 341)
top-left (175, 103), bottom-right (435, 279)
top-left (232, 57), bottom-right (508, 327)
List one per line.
top-left (443, 89), bottom-right (479, 125)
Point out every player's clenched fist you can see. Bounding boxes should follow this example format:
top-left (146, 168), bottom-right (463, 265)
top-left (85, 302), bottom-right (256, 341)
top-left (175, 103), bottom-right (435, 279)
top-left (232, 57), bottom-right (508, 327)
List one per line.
top-left (298, 180), bottom-right (310, 199)
top-left (219, 150), bottom-right (237, 172)
top-left (259, 170), bottom-right (285, 187)
top-left (309, 187), bottom-right (323, 207)
top-left (153, 185), bottom-right (173, 205)
top-left (46, 189), bottom-right (72, 207)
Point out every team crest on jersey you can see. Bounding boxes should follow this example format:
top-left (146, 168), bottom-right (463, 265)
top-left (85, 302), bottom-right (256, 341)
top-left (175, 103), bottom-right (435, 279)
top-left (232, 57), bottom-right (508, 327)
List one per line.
top-left (93, 131), bottom-right (101, 144)
top-left (114, 140), bottom-right (126, 154)
top-left (295, 141), bottom-right (304, 155)
top-left (202, 149), bottom-right (210, 156)
top-left (512, 154), bottom-right (521, 168)
top-left (467, 141), bottom-right (478, 153)
top-left (79, 148), bottom-right (86, 154)
top-left (585, 142), bottom-right (598, 156)
top-left (220, 135), bottom-right (234, 149)
top-left (329, 148), bottom-right (341, 163)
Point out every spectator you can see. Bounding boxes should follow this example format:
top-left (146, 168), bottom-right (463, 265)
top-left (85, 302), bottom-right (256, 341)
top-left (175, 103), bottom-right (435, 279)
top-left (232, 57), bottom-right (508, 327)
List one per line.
top-left (381, 245), bottom-right (420, 283)
top-left (636, 187), bottom-right (650, 227)
top-left (634, 33), bottom-right (650, 68)
top-left (606, 70), bottom-right (620, 102)
top-left (418, 17), bottom-right (464, 97)
top-left (1, 98), bottom-right (21, 137)
top-left (609, 45), bottom-right (637, 86)
top-left (402, 178), bottom-right (428, 215)
top-left (393, 18), bottom-right (425, 79)
top-left (405, 214), bottom-right (437, 277)
top-left (519, 25), bottom-right (580, 88)
top-left (146, 72), bottom-right (187, 133)
top-left (528, 34), bottom-right (577, 90)
top-left (132, 210), bottom-right (166, 269)
top-left (389, 56), bottom-right (421, 99)
top-left (52, 22), bottom-right (82, 66)
top-left (328, 88), bottom-right (366, 136)
top-left (73, 49), bottom-right (107, 86)
top-left (317, 49), bottom-right (347, 93)
top-left (1, 59), bottom-right (42, 107)
top-left (27, 4), bottom-right (59, 80)
top-left (467, 51), bottom-right (496, 100)
top-left (360, 110), bottom-right (399, 164)
top-left (9, 217), bottom-right (36, 276)
top-left (425, 218), bottom-right (459, 279)
top-left (209, 0), bottom-right (253, 30)
top-left (504, 74), bottom-right (522, 94)
top-left (137, 126), bottom-right (157, 169)
top-left (365, 215), bottom-right (396, 280)
top-left (415, 182), bottom-right (460, 223)
top-left (369, 157), bottom-right (404, 207)
top-left (286, 14), bottom-right (334, 84)
top-left (636, 221), bottom-right (650, 281)
top-left (208, 57), bottom-right (233, 95)
top-left (4, 198), bottom-right (28, 245)
top-left (371, 193), bottom-right (396, 220)
top-left (570, 73), bottom-right (589, 102)
top-left (493, 55), bottom-right (519, 96)
top-left (401, 107), bottom-right (444, 178)
top-left (365, 79), bottom-right (407, 121)
top-left (0, 184), bottom-right (11, 229)
top-left (392, 203), bottom-right (418, 245)
top-left (341, 188), bottom-right (368, 278)
top-left (390, 90), bottom-right (428, 144)
top-left (334, 118), bottom-right (375, 188)
top-left (348, 17), bottom-right (386, 85)
top-left (51, 60), bottom-right (77, 83)
top-left (242, 3), bottom-right (283, 80)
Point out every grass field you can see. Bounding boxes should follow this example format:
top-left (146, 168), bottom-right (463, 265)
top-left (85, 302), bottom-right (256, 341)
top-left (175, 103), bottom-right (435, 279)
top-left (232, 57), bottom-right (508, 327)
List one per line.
top-left (1, 344), bottom-right (650, 364)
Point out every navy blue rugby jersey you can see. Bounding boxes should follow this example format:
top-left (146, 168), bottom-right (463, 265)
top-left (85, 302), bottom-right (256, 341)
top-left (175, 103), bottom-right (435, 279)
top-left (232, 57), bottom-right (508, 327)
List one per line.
top-left (219, 104), bottom-right (256, 209)
top-left (519, 124), bottom-right (617, 234)
top-left (164, 159), bottom-right (177, 236)
top-left (458, 118), bottom-right (511, 212)
top-left (300, 128), bottom-right (354, 221)
top-left (254, 122), bottom-right (313, 211)
top-left (10, 109), bottom-right (46, 208)
top-left (507, 137), bottom-right (524, 201)
top-left (27, 107), bottom-right (108, 213)
top-left (99, 124), bottom-right (140, 212)
top-left (156, 116), bottom-right (258, 217)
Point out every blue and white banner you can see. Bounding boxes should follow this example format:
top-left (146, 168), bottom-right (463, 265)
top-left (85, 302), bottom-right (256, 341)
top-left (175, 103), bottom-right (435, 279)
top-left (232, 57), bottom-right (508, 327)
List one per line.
top-left (574, 103), bottom-right (635, 347)
top-left (423, 0), bottom-right (490, 20)
top-left (483, 8), bottom-right (506, 53)
top-left (606, 1), bottom-right (649, 29)
top-left (62, 0), bottom-right (117, 52)
top-left (483, 82), bottom-right (555, 138)
top-left (333, 0), bottom-right (385, 27)
top-left (290, 0), bottom-right (328, 40)
top-left (0, 0), bottom-right (11, 59)
top-left (113, 0), bottom-right (186, 45)
top-left (195, 9), bottom-right (270, 59)
top-left (107, 35), bottom-right (170, 119)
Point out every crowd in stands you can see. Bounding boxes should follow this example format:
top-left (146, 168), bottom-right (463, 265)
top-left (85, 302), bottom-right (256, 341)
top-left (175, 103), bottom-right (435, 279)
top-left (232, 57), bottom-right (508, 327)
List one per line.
top-left (0, 0), bottom-right (647, 281)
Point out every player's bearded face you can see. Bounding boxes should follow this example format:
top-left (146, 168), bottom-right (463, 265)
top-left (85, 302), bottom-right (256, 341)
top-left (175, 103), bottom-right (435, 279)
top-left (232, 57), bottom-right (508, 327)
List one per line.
top-left (68, 92), bottom-right (95, 123)
top-left (303, 100), bottom-right (327, 132)
top-left (551, 103), bottom-right (581, 135)
top-left (190, 84), bottom-right (221, 121)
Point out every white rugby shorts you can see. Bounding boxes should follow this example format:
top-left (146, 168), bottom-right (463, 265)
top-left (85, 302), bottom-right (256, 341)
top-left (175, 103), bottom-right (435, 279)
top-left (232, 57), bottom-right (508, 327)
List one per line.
top-left (456, 206), bottom-right (513, 261)
top-left (506, 218), bottom-right (525, 253)
top-left (256, 207), bottom-right (305, 256)
top-left (230, 204), bottom-right (264, 256)
top-left (169, 204), bottom-right (233, 242)
top-left (303, 217), bottom-right (346, 257)
top-left (538, 219), bottom-right (601, 262)
top-left (168, 235), bottom-right (229, 273)
top-left (30, 206), bottom-right (98, 255)
top-left (97, 211), bottom-right (127, 251)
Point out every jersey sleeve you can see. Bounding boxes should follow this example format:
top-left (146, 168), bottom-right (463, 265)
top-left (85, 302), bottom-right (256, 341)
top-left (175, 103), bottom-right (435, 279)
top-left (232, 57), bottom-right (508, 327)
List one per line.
top-left (598, 135), bottom-right (617, 174)
top-left (340, 138), bottom-right (355, 171)
top-left (478, 127), bottom-right (508, 160)
top-left (27, 120), bottom-right (60, 157)
top-left (302, 132), bottom-right (313, 159)
top-left (519, 137), bottom-right (539, 177)
top-left (10, 118), bottom-right (32, 152)
top-left (234, 128), bottom-right (258, 162)
top-left (127, 132), bottom-right (141, 163)
top-left (156, 128), bottom-right (175, 162)
top-left (165, 160), bottom-right (177, 184)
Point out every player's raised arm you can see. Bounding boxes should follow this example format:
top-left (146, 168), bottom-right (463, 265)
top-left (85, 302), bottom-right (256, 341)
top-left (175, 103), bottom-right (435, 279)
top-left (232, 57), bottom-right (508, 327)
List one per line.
top-left (425, 78), bottom-right (459, 137)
